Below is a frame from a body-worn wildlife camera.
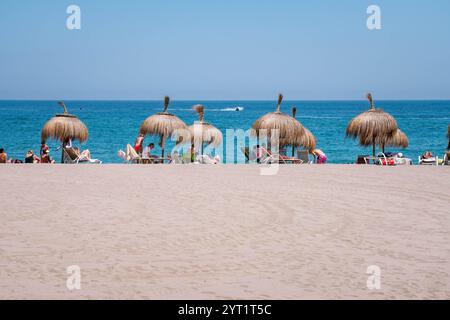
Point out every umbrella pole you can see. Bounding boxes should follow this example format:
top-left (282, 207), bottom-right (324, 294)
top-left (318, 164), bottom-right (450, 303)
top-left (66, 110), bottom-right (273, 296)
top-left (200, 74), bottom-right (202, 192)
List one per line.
top-left (161, 135), bottom-right (166, 161)
top-left (292, 146), bottom-right (295, 158)
top-left (372, 143), bottom-right (375, 157)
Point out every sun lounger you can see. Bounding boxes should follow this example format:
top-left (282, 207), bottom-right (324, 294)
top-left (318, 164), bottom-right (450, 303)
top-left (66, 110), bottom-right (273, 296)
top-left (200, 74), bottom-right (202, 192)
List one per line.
top-left (260, 149), bottom-right (302, 164)
top-left (63, 148), bottom-right (101, 164)
top-left (356, 155), bottom-right (369, 164)
top-left (260, 153), bottom-right (281, 164)
top-left (443, 151), bottom-right (450, 165)
top-left (418, 156), bottom-right (439, 165)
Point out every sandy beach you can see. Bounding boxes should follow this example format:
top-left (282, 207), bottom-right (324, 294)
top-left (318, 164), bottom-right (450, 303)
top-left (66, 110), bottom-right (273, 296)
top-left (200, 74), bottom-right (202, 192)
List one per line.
top-left (0, 165), bottom-right (449, 299)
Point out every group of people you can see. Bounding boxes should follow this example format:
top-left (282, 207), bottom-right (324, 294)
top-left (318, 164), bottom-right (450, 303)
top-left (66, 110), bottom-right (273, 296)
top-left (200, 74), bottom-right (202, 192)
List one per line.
top-left (119, 134), bottom-right (221, 164)
top-left (118, 134), bottom-right (160, 162)
top-left (0, 144), bottom-right (56, 164)
top-left (0, 139), bottom-right (97, 164)
top-left (134, 134), bottom-right (159, 160)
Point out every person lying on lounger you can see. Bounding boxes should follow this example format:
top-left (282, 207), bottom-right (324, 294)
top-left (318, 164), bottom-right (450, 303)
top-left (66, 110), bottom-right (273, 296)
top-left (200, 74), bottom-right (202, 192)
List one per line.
top-left (118, 144), bottom-right (139, 162)
top-left (62, 139), bottom-right (92, 159)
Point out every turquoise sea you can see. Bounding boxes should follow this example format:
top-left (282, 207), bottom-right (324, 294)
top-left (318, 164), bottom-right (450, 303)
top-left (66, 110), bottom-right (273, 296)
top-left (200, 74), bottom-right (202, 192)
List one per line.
top-left (0, 100), bottom-right (449, 164)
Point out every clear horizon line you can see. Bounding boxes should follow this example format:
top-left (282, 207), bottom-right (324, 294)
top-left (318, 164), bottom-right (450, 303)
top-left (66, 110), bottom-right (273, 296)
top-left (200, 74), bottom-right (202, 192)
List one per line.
top-left (1, 98), bottom-right (450, 102)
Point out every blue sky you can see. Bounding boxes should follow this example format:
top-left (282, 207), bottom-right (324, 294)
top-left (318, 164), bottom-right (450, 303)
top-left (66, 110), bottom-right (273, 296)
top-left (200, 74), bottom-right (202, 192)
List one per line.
top-left (0, 0), bottom-right (449, 100)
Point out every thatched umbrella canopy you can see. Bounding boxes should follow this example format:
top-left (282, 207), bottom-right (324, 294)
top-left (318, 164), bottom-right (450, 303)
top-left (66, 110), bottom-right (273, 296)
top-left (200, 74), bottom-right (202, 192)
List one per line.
top-left (346, 93), bottom-right (398, 156)
top-left (189, 105), bottom-right (222, 154)
top-left (286, 107), bottom-right (317, 154)
top-left (41, 101), bottom-right (88, 144)
top-left (378, 129), bottom-right (408, 153)
top-left (252, 94), bottom-right (305, 148)
top-left (139, 96), bottom-right (187, 158)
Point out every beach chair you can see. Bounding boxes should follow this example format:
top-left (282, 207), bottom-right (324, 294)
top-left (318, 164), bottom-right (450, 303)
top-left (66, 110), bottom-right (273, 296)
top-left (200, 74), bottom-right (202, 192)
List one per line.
top-left (356, 155), bottom-right (369, 164)
top-left (259, 149), bottom-right (301, 164)
top-left (260, 153), bottom-right (283, 164)
top-left (418, 155), bottom-right (438, 165)
top-left (259, 148), bottom-right (280, 164)
top-left (443, 151), bottom-right (450, 165)
top-left (297, 150), bottom-right (313, 164)
top-left (376, 153), bottom-right (397, 166)
top-left (63, 148), bottom-right (101, 164)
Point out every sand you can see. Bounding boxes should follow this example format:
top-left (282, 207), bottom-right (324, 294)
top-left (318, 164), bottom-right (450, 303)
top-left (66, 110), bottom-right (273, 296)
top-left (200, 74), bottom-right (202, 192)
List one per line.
top-left (0, 164), bottom-right (449, 299)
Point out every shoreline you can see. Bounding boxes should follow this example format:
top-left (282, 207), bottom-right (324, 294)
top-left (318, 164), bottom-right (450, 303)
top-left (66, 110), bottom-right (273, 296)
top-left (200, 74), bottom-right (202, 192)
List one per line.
top-left (1, 165), bottom-right (449, 299)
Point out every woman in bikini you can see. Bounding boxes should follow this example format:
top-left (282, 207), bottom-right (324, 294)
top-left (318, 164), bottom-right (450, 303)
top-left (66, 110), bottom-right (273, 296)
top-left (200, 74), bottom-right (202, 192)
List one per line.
top-left (134, 133), bottom-right (145, 155)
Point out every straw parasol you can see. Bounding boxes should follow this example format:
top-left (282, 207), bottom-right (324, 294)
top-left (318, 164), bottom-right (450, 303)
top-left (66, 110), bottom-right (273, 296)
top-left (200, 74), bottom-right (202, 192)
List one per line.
top-left (41, 101), bottom-right (88, 145)
top-left (379, 129), bottom-right (409, 152)
top-left (346, 93), bottom-right (398, 156)
top-left (288, 107), bottom-right (317, 155)
top-left (139, 96), bottom-right (187, 158)
top-left (189, 105), bottom-right (222, 154)
top-left (252, 94), bottom-right (305, 148)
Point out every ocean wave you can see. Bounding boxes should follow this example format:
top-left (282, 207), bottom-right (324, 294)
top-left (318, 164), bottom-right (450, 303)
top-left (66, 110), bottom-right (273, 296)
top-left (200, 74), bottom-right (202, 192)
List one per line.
top-left (218, 107), bottom-right (244, 112)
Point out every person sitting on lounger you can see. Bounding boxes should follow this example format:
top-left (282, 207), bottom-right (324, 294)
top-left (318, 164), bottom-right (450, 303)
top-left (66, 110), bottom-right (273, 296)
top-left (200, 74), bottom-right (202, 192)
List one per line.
top-left (422, 151), bottom-right (434, 159)
top-left (25, 150), bottom-right (40, 163)
top-left (73, 147), bottom-right (91, 159)
top-left (41, 148), bottom-right (55, 164)
top-left (143, 143), bottom-right (158, 160)
top-left (0, 148), bottom-right (7, 163)
top-left (40, 143), bottom-right (49, 158)
top-left (312, 149), bottom-right (327, 164)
